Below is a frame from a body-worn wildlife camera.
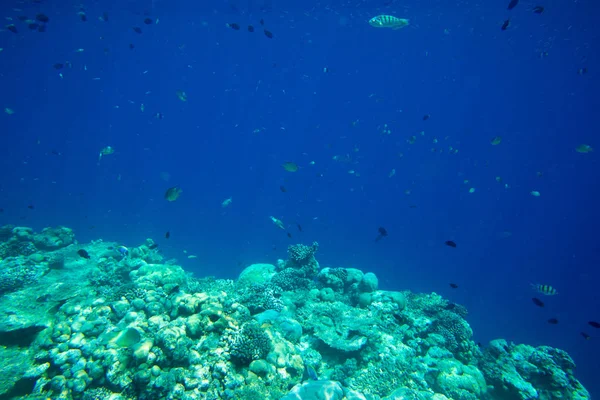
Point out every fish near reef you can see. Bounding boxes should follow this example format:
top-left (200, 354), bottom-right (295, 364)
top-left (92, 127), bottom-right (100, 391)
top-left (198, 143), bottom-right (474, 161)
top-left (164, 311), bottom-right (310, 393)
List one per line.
top-left (368, 15), bottom-right (409, 30)
top-left (282, 162), bottom-right (299, 172)
top-left (164, 186), bottom-right (182, 201)
top-left (77, 249), bottom-right (90, 259)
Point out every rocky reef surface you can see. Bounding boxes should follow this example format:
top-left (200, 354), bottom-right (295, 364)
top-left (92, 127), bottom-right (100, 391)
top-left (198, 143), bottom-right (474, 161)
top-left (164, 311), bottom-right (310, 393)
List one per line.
top-left (0, 225), bottom-right (591, 399)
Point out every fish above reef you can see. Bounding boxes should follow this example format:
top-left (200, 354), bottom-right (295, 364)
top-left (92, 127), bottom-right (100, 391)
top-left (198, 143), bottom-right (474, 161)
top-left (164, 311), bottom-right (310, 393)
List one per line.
top-left (221, 197), bottom-right (233, 208)
top-left (531, 283), bottom-right (557, 295)
top-left (575, 144), bottom-right (593, 153)
top-left (375, 227), bottom-right (388, 242)
top-left (507, 0), bottom-right (519, 10)
top-left (282, 162), bottom-right (299, 172)
top-left (449, 283), bottom-right (459, 289)
top-left (589, 321), bottom-right (600, 329)
top-left (532, 297), bottom-right (545, 307)
top-left (98, 145), bottom-right (114, 160)
top-left (77, 249), bottom-right (90, 259)
top-left (165, 186), bottom-right (183, 201)
top-left (269, 216), bottom-right (285, 230)
top-left (368, 15), bottom-right (409, 30)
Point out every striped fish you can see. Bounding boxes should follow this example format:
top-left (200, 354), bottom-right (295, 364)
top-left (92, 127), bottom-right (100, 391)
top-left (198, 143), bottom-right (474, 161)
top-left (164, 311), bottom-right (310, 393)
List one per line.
top-left (368, 15), bottom-right (410, 30)
top-left (531, 283), bottom-right (557, 296)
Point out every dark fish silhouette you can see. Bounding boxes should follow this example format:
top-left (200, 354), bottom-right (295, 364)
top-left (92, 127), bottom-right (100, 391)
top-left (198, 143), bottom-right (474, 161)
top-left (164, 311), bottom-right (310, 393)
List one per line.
top-left (581, 332), bottom-right (591, 340)
top-left (445, 240), bottom-right (457, 248)
top-left (287, 232), bottom-right (292, 238)
top-left (133, 27), bottom-right (142, 34)
top-left (27, 205), bottom-right (35, 210)
top-left (264, 29), bottom-right (273, 38)
top-left (532, 297), bottom-right (544, 307)
top-left (422, 114), bottom-right (430, 121)
top-left (227, 23), bottom-right (241, 30)
top-left (279, 185), bottom-right (287, 192)
top-left (248, 25), bottom-right (255, 32)
top-left (375, 227), bottom-right (388, 242)
top-left (165, 231), bottom-right (170, 239)
top-left (6, 24), bottom-right (18, 34)
top-left (449, 283), bottom-right (459, 289)
top-left (77, 249), bottom-right (91, 259)
top-left (144, 18), bottom-right (153, 25)
top-left (148, 244), bottom-right (158, 250)
top-left (547, 318), bottom-right (559, 325)
top-left (501, 19), bottom-right (510, 30)
top-left (296, 223), bottom-right (303, 232)
top-left (588, 321), bottom-right (600, 329)
top-left (507, 0), bottom-right (519, 10)
top-left (36, 14), bottom-right (49, 23)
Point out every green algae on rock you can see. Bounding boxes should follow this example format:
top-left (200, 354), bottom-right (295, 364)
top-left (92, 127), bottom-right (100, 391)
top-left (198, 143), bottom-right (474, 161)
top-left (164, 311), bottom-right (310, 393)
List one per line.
top-left (0, 226), bottom-right (591, 399)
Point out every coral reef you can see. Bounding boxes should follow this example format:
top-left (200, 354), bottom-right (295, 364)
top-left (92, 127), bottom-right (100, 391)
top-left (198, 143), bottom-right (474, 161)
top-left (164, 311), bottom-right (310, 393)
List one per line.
top-left (0, 226), bottom-right (591, 399)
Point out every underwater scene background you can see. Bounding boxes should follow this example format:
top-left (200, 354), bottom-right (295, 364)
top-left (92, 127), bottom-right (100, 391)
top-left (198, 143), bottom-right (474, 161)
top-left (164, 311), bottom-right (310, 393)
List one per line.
top-left (0, 0), bottom-right (598, 398)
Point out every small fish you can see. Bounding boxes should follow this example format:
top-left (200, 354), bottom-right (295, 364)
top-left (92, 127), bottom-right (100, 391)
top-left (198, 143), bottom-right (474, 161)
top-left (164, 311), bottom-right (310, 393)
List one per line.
top-left (445, 240), bottom-right (457, 248)
top-left (117, 246), bottom-right (128, 256)
top-left (279, 185), bottom-right (287, 192)
top-left (532, 297), bottom-right (545, 307)
top-left (6, 24), bottom-right (18, 34)
top-left (165, 186), bottom-right (183, 201)
top-left (78, 12), bottom-right (87, 22)
top-left (547, 318), bottom-right (559, 325)
top-left (581, 332), bottom-right (591, 340)
top-left (530, 191), bottom-right (541, 197)
top-left (53, 63), bottom-right (64, 70)
top-left (533, 6), bottom-right (544, 13)
top-left (531, 284), bottom-right (557, 295)
top-left (36, 294), bottom-right (52, 302)
top-left (449, 283), bottom-right (459, 289)
top-left (98, 146), bottom-right (114, 160)
top-left (129, 44), bottom-right (135, 49)
top-left (375, 227), bottom-right (388, 242)
top-left (227, 23), bottom-right (240, 30)
top-left (588, 321), bottom-right (600, 329)
top-left (264, 29), bottom-right (274, 38)
top-left (165, 231), bottom-right (170, 239)
top-left (422, 114), bottom-right (430, 121)
top-left (269, 216), bottom-right (285, 230)
top-left (490, 136), bottom-right (502, 145)
top-left (259, 19), bottom-right (265, 26)
top-left (306, 365), bottom-right (318, 380)
top-left (287, 232), bottom-right (292, 238)
top-left (176, 90), bottom-right (187, 101)
top-left (133, 27), bottom-right (142, 34)
top-left (296, 223), bottom-right (303, 232)
top-left (36, 14), bottom-right (49, 23)
top-left (100, 12), bottom-right (109, 22)
top-left (148, 243), bottom-right (158, 250)
top-left (28, 23), bottom-right (39, 31)
top-left (501, 19), bottom-right (510, 31)
top-left (27, 204), bottom-right (34, 210)
top-left (144, 18), bottom-right (153, 25)
top-left (445, 302), bottom-right (457, 310)
top-left (77, 249), bottom-right (91, 259)
top-left (248, 25), bottom-right (254, 32)
top-left (577, 68), bottom-right (587, 75)
top-left (507, 0), bottom-right (519, 10)
top-left (221, 197), bottom-right (233, 208)
top-left (368, 15), bottom-right (409, 30)
top-left (282, 162), bottom-right (299, 172)
top-left (575, 144), bottom-right (593, 153)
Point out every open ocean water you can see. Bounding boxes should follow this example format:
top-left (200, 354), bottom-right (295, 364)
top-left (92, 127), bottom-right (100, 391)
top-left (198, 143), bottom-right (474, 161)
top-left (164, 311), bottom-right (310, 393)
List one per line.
top-left (0, 0), bottom-right (598, 398)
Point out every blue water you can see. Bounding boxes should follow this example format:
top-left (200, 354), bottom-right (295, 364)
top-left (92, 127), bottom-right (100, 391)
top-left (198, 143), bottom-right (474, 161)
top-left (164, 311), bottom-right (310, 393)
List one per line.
top-left (1, 0), bottom-right (598, 396)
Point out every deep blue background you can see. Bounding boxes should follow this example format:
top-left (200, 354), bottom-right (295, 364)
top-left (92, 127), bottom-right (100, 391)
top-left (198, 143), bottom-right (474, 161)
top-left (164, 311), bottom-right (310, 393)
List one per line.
top-left (1, 0), bottom-right (598, 396)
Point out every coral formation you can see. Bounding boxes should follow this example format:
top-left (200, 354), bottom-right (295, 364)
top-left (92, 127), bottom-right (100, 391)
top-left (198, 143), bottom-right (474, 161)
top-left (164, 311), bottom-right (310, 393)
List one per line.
top-left (0, 226), bottom-right (591, 399)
